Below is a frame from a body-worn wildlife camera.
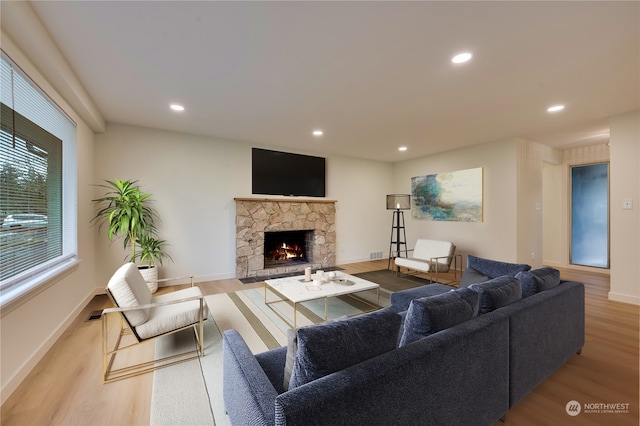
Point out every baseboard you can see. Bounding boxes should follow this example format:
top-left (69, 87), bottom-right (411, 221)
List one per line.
top-left (0, 288), bottom-right (102, 405)
top-left (608, 291), bottom-right (640, 306)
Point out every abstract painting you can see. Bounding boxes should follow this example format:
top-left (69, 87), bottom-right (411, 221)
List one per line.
top-left (411, 168), bottom-right (483, 222)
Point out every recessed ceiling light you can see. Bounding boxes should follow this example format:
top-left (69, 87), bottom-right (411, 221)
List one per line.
top-left (547, 105), bottom-right (565, 112)
top-left (313, 130), bottom-right (323, 136)
top-left (398, 146), bottom-right (408, 152)
top-left (170, 104), bottom-right (185, 111)
top-left (452, 52), bottom-right (472, 64)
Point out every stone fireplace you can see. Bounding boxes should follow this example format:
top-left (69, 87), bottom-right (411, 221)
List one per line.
top-left (235, 198), bottom-right (336, 278)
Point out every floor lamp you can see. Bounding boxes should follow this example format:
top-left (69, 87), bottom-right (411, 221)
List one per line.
top-left (387, 194), bottom-right (410, 270)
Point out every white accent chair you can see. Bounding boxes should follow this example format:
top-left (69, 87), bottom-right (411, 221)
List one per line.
top-left (394, 239), bottom-right (461, 284)
top-left (102, 262), bottom-right (207, 383)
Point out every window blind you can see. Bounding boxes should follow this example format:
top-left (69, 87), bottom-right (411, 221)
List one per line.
top-left (0, 52), bottom-right (77, 302)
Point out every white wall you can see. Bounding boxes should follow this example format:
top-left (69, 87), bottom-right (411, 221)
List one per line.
top-left (516, 139), bottom-right (545, 269)
top-left (609, 110), bottom-right (640, 305)
top-left (392, 138), bottom-right (521, 267)
top-left (542, 161), bottom-right (564, 265)
top-left (0, 33), bottom-right (98, 403)
top-left (94, 123), bottom-right (394, 286)
top-left (327, 155), bottom-right (395, 263)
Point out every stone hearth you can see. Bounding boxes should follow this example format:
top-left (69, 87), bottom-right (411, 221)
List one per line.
top-left (235, 198), bottom-right (337, 278)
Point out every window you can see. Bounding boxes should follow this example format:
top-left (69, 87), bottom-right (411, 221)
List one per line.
top-left (570, 162), bottom-right (609, 268)
top-left (0, 52), bottom-right (77, 305)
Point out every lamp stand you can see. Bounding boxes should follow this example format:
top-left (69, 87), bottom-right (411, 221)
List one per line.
top-left (387, 209), bottom-right (408, 271)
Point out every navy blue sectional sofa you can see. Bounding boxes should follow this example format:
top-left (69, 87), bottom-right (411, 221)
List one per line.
top-left (222, 257), bottom-right (584, 425)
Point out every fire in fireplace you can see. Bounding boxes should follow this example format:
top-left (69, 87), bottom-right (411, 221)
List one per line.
top-left (264, 230), bottom-right (313, 268)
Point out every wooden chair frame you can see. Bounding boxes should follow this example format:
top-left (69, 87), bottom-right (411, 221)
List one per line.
top-left (101, 276), bottom-right (206, 383)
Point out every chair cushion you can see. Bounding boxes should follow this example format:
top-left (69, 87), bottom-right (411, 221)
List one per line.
top-left (467, 255), bottom-right (531, 279)
top-left (399, 287), bottom-right (479, 346)
top-left (515, 267), bottom-right (561, 298)
top-left (134, 286), bottom-right (204, 340)
top-left (469, 276), bottom-right (522, 314)
top-left (413, 239), bottom-right (455, 263)
top-left (458, 267), bottom-right (490, 288)
top-left (107, 262), bottom-right (152, 326)
top-left (288, 308), bottom-right (401, 390)
top-left (399, 239), bottom-right (455, 273)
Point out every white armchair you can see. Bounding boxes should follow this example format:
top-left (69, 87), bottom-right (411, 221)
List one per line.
top-left (102, 262), bottom-right (207, 383)
top-left (394, 239), bottom-right (461, 284)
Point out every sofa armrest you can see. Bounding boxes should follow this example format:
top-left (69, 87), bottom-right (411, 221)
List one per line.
top-left (223, 329), bottom-right (279, 425)
top-left (497, 280), bottom-right (585, 408)
top-left (256, 346), bottom-right (287, 394)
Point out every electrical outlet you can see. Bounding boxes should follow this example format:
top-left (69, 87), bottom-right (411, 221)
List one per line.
top-left (622, 199), bottom-right (633, 210)
top-left (531, 252), bottom-right (535, 260)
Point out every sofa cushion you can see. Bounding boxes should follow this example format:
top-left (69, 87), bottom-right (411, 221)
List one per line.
top-left (399, 287), bottom-right (479, 346)
top-left (467, 255), bottom-right (531, 279)
top-left (389, 283), bottom-right (453, 312)
top-left (469, 276), bottom-right (522, 314)
top-left (458, 267), bottom-right (490, 288)
top-left (283, 314), bottom-right (351, 391)
top-left (288, 308), bottom-right (401, 390)
top-left (515, 267), bottom-right (561, 298)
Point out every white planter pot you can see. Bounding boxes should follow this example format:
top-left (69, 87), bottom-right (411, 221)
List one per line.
top-left (138, 265), bottom-right (159, 293)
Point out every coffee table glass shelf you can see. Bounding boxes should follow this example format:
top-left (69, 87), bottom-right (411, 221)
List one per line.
top-left (264, 272), bottom-right (381, 328)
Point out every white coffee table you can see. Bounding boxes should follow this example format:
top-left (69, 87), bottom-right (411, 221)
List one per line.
top-left (264, 272), bottom-right (381, 328)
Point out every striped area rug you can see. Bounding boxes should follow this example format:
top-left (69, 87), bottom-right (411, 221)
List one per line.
top-left (205, 286), bottom-right (391, 353)
top-left (151, 318), bottom-right (218, 425)
top-left (151, 285), bottom-right (392, 425)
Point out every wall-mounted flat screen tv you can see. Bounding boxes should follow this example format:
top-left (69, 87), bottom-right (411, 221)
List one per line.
top-left (252, 148), bottom-right (326, 197)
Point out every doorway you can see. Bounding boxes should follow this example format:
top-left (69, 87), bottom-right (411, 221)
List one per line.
top-left (570, 162), bottom-right (609, 268)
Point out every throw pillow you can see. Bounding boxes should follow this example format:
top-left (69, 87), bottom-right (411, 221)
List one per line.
top-left (467, 255), bottom-right (531, 279)
top-left (515, 267), bottom-right (561, 298)
top-left (288, 308), bottom-right (401, 390)
top-left (458, 267), bottom-right (490, 288)
top-left (469, 276), bottom-right (522, 314)
top-left (283, 314), bottom-right (351, 391)
top-left (399, 287), bottom-right (480, 347)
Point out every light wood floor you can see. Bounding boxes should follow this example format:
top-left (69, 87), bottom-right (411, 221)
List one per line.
top-left (1, 261), bottom-right (638, 425)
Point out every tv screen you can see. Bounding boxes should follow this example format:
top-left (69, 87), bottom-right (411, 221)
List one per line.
top-left (252, 148), bottom-right (326, 197)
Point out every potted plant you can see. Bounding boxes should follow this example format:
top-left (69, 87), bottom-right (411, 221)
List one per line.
top-left (134, 234), bottom-right (173, 292)
top-left (91, 178), bottom-right (168, 292)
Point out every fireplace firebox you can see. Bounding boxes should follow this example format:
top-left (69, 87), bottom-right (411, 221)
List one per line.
top-left (264, 230), bottom-right (313, 268)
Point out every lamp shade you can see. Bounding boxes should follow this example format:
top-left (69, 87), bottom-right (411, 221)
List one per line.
top-left (386, 194), bottom-right (411, 210)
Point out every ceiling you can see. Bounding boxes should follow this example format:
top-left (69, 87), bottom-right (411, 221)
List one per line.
top-left (24, 1), bottom-right (640, 162)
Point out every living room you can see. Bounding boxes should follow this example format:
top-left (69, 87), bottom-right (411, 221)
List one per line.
top-left (1, 1), bottom-right (638, 424)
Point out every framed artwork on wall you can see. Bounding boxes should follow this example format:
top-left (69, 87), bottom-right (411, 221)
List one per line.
top-left (411, 167), bottom-right (483, 222)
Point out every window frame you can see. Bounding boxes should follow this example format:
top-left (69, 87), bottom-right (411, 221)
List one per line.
top-left (0, 51), bottom-right (78, 311)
